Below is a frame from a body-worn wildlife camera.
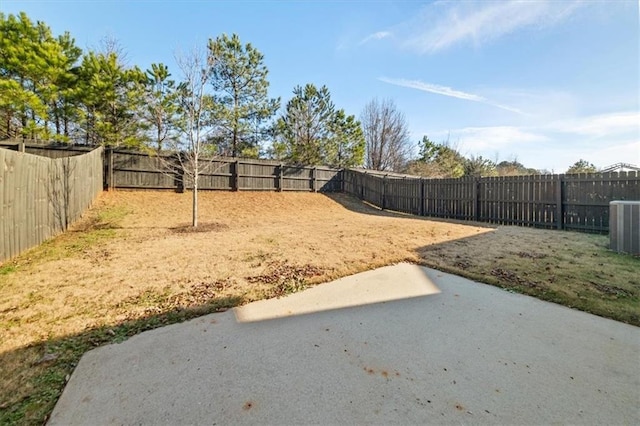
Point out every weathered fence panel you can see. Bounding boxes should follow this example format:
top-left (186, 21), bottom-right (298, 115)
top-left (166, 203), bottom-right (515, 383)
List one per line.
top-left (423, 177), bottom-right (475, 220)
top-left (110, 150), bottom-right (176, 190)
top-left (315, 167), bottom-right (343, 192)
top-left (385, 176), bottom-right (421, 215)
top-left (0, 147), bottom-right (104, 262)
top-left (238, 160), bottom-right (277, 191)
top-left (478, 174), bottom-right (558, 228)
top-left (199, 160), bottom-right (234, 190)
top-left (1, 140), bottom-right (95, 158)
top-left (344, 169), bottom-right (639, 233)
top-left (563, 172), bottom-right (640, 233)
top-left (107, 150), bottom-right (342, 193)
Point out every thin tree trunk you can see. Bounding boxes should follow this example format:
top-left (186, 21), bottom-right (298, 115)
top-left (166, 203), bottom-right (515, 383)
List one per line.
top-left (31, 109), bottom-right (36, 140)
top-left (6, 111), bottom-right (12, 138)
top-left (53, 101), bottom-right (61, 135)
top-left (157, 125), bottom-right (162, 152)
top-left (20, 77), bottom-right (27, 137)
top-left (192, 169), bottom-right (198, 228)
top-left (232, 92), bottom-right (239, 157)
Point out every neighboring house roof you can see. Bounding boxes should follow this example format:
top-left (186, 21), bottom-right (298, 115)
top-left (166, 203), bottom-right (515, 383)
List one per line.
top-left (601, 163), bottom-right (640, 173)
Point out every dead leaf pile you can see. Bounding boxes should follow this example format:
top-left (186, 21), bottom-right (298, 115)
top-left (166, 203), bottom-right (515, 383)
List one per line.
top-left (491, 268), bottom-right (541, 289)
top-left (247, 261), bottom-right (324, 297)
top-left (589, 282), bottom-right (635, 298)
top-left (516, 251), bottom-right (547, 259)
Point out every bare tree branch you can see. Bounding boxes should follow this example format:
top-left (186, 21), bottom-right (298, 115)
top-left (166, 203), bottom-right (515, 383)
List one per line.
top-left (361, 98), bottom-right (412, 172)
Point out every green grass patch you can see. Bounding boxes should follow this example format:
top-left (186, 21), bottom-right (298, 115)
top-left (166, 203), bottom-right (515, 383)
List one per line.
top-left (420, 229), bottom-right (640, 326)
top-left (8, 204), bottom-right (129, 267)
top-left (0, 265), bottom-right (16, 276)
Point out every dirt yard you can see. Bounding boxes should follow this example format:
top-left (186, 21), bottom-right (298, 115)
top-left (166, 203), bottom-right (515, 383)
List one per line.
top-left (1, 190), bottom-right (638, 424)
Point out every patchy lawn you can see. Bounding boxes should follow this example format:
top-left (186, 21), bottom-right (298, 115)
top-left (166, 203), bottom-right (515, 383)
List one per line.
top-left (0, 191), bottom-right (638, 424)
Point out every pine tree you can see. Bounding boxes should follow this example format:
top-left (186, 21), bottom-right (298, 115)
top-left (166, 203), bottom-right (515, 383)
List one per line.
top-left (0, 12), bottom-right (51, 139)
top-left (49, 32), bottom-right (82, 141)
top-left (566, 159), bottom-right (597, 174)
top-left (274, 84), bottom-right (364, 166)
top-left (208, 33), bottom-right (279, 157)
top-left (142, 63), bottom-right (180, 152)
top-left (76, 51), bottom-right (146, 147)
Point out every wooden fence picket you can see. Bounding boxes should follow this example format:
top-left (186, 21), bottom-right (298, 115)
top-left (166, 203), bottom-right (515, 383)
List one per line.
top-left (344, 169), bottom-right (639, 233)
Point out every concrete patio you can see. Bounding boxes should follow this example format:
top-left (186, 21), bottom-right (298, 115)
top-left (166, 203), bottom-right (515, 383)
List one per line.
top-left (49, 264), bottom-right (640, 425)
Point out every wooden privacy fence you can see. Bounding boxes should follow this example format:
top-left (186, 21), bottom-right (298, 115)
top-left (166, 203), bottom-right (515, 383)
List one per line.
top-left (0, 140), bottom-right (94, 158)
top-left (0, 146), bottom-right (104, 261)
top-left (2, 140), bottom-right (637, 253)
top-left (104, 149), bottom-right (342, 192)
top-left (343, 169), bottom-right (640, 233)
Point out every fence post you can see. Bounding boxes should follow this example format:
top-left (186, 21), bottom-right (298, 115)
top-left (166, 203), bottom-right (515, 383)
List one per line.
top-left (278, 163), bottom-right (284, 192)
top-left (420, 178), bottom-right (425, 216)
top-left (556, 174), bottom-right (564, 229)
top-left (103, 149), bottom-right (108, 190)
top-left (175, 155), bottom-right (184, 193)
top-left (233, 159), bottom-right (239, 191)
top-left (473, 177), bottom-right (480, 222)
top-left (312, 166), bottom-right (317, 192)
top-left (382, 174), bottom-right (387, 210)
top-left (104, 147), bottom-right (114, 191)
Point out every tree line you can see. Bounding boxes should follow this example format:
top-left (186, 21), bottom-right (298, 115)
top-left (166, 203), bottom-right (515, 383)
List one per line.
top-left (0, 12), bottom-right (364, 168)
top-left (1, 12), bottom-right (598, 176)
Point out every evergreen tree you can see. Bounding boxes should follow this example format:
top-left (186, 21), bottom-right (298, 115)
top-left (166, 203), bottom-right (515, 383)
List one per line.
top-left (464, 155), bottom-right (497, 177)
top-left (274, 84), bottom-right (364, 167)
top-left (142, 63), bottom-right (180, 152)
top-left (496, 160), bottom-right (539, 176)
top-left (406, 136), bottom-right (466, 178)
top-left (76, 51), bottom-right (146, 147)
top-left (208, 33), bottom-right (279, 157)
top-left (49, 32), bottom-right (82, 141)
top-left (0, 12), bottom-right (53, 139)
top-left (566, 159), bottom-right (597, 174)
top-left (325, 109), bottom-right (365, 168)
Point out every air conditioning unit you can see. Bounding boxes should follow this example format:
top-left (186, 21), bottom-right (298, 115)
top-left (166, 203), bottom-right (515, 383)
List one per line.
top-left (610, 201), bottom-right (640, 255)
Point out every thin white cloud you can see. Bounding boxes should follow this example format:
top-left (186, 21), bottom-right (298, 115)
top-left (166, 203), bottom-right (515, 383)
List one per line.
top-left (428, 111), bottom-right (640, 171)
top-left (589, 140), bottom-right (640, 167)
top-left (380, 78), bottom-right (483, 101)
top-left (379, 77), bottom-right (525, 114)
top-left (396, 0), bottom-right (584, 54)
top-left (450, 126), bottom-right (548, 151)
top-left (359, 31), bottom-right (392, 45)
top-left (546, 111), bottom-right (640, 138)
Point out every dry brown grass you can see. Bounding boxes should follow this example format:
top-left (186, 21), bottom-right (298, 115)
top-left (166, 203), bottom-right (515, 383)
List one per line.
top-left (0, 190), bottom-right (638, 424)
top-left (0, 191), bottom-right (491, 354)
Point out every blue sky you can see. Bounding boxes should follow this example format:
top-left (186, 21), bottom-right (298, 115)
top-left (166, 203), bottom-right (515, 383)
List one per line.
top-left (2, 0), bottom-right (638, 172)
